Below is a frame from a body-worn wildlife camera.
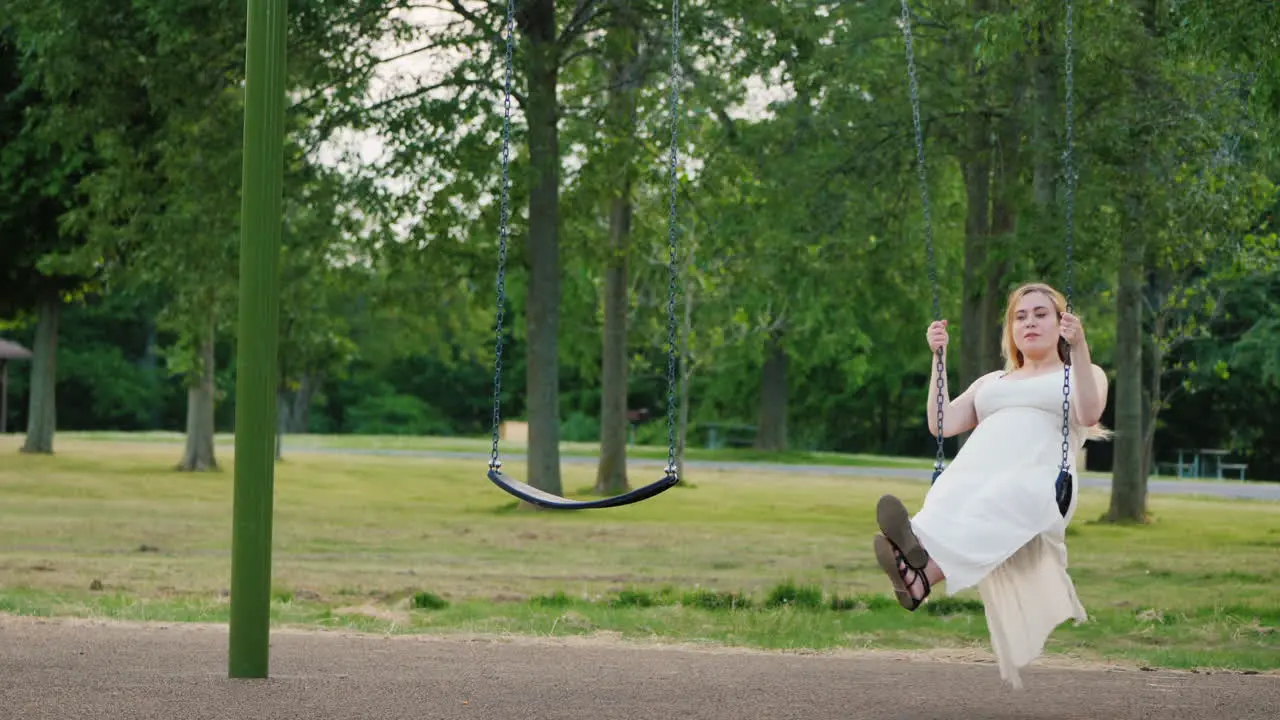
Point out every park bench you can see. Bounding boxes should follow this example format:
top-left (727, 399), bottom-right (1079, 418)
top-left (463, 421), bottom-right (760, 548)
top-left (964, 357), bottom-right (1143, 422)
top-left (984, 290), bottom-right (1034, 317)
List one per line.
top-left (703, 423), bottom-right (757, 450)
top-left (1218, 462), bottom-right (1248, 481)
top-left (1170, 448), bottom-right (1248, 481)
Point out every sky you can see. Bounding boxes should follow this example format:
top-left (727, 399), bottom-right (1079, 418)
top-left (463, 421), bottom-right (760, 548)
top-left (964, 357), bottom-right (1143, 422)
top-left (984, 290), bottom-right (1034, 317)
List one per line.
top-left (316, 3), bottom-right (793, 180)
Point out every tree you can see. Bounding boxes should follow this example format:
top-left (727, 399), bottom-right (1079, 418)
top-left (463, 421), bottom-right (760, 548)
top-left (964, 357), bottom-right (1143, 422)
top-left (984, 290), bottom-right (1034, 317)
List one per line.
top-left (275, 166), bottom-right (365, 453)
top-left (0, 28), bottom-right (93, 455)
top-left (592, 0), bottom-right (646, 495)
top-left (1071, 0), bottom-right (1278, 520)
top-left (8, 0), bottom-right (422, 469)
top-left (364, 0), bottom-right (653, 498)
top-left (685, 0), bottom-right (959, 453)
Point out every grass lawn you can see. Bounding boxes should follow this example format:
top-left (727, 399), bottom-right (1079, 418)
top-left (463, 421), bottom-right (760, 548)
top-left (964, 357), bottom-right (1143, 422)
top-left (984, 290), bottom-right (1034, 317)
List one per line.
top-left (1, 435), bottom-right (1276, 673)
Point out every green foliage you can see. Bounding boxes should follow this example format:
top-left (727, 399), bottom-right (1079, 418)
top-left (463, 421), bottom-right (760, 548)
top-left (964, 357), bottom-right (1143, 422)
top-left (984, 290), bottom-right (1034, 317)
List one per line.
top-left (345, 394), bottom-right (453, 437)
top-left (1234, 318), bottom-right (1280, 390)
top-left (0, 29), bottom-right (91, 316)
top-left (1, 0), bottom-right (1276, 479)
top-left (529, 584), bottom-right (955, 616)
top-left (411, 591), bottom-right (449, 611)
top-left (610, 589), bottom-right (659, 608)
top-left (764, 581), bottom-right (826, 611)
top-left (559, 411), bottom-right (601, 443)
top-left (681, 588), bottom-right (754, 611)
top-left (530, 591), bottom-right (574, 608)
top-left (57, 345), bottom-right (161, 429)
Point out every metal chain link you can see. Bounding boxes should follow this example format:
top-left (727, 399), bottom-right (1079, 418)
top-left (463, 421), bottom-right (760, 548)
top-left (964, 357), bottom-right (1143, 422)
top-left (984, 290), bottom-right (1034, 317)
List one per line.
top-left (489, 0), bottom-right (517, 471)
top-left (898, 0), bottom-right (945, 477)
top-left (663, 0), bottom-right (682, 480)
top-left (1060, 0), bottom-right (1076, 474)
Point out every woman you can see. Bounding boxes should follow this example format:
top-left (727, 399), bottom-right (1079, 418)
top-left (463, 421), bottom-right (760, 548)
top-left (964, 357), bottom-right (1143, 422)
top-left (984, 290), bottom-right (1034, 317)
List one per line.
top-left (873, 282), bottom-right (1110, 688)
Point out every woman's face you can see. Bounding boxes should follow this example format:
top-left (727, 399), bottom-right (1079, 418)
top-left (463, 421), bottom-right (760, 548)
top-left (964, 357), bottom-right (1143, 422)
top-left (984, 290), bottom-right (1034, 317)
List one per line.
top-left (1011, 291), bottom-right (1060, 359)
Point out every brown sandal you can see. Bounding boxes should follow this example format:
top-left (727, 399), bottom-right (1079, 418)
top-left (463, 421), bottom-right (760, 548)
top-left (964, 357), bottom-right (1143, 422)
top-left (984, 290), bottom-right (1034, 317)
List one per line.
top-left (873, 534), bottom-right (931, 611)
top-left (876, 494), bottom-right (929, 570)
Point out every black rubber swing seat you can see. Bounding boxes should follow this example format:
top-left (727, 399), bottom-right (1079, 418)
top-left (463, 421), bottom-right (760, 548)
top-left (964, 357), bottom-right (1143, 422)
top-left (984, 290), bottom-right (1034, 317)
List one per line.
top-left (487, 469), bottom-right (680, 510)
top-left (1054, 469), bottom-right (1073, 517)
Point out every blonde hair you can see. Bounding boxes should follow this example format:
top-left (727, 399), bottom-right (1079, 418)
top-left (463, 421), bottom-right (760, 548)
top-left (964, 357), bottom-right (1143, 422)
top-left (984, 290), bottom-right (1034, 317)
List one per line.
top-left (999, 282), bottom-right (1111, 443)
top-left (1000, 282), bottom-right (1069, 372)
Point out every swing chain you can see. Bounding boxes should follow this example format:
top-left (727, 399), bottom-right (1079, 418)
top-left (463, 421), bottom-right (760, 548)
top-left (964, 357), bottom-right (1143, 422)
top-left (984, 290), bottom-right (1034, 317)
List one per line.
top-left (898, 0), bottom-right (941, 326)
top-left (1059, 0), bottom-right (1076, 474)
top-left (489, 0), bottom-right (517, 471)
top-left (663, 0), bottom-right (683, 480)
top-left (898, 0), bottom-right (946, 475)
top-left (902, 0), bottom-right (1079, 479)
top-left (933, 348), bottom-right (945, 474)
top-left (489, 0), bottom-right (683, 479)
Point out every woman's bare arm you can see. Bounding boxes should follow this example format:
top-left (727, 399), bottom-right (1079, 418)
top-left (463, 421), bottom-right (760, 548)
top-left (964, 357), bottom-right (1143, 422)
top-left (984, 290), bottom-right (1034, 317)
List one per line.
top-left (1072, 362), bottom-right (1109, 427)
top-left (926, 359), bottom-right (999, 438)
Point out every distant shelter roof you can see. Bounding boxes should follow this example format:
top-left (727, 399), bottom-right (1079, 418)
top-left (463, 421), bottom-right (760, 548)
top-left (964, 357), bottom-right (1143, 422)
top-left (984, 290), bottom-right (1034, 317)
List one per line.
top-left (0, 339), bottom-right (33, 361)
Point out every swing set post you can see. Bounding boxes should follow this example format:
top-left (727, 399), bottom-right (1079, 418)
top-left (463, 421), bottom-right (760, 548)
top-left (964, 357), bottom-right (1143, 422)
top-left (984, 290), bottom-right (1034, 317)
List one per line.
top-left (228, 0), bottom-right (288, 680)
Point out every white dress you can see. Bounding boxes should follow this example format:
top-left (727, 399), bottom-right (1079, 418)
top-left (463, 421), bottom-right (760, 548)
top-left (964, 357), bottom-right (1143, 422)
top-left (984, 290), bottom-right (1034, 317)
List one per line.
top-left (909, 368), bottom-right (1088, 689)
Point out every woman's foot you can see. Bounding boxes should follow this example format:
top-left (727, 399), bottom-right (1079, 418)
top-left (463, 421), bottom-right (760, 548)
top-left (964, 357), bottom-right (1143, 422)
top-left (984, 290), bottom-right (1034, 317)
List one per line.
top-left (873, 534), bottom-right (931, 611)
top-left (876, 494), bottom-right (928, 569)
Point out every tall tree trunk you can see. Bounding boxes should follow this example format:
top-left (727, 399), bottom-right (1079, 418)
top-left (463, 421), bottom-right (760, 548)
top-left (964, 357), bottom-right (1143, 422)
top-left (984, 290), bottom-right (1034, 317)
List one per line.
top-left (288, 373), bottom-right (317, 433)
top-left (753, 329), bottom-right (788, 451)
top-left (177, 320), bottom-right (218, 472)
top-left (960, 144), bottom-right (992, 387)
top-left (21, 291), bottom-right (59, 454)
top-left (1, 360), bottom-right (8, 434)
top-left (1107, 202), bottom-right (1147, 521)
top-left (1108, 0), bottom-right (1161, 512)
top-left (519, 0), bottom-right (563, 498)
top-left (1146, 333), bottom-right (1167, 479)
top-left (142, 317), bottom-right (162, 430)
top-left (958, 0), bottom-right (994, 389)
top-left (595, 193), bottom-right (632, 494)
top-left (276, 387), bottom-right (289, 462)
top-left (595, 3), bottom-right (640, 496)
top-left (878, 383), bottom-right (889, 446)
top-left (750, 40), bottom-right (806, 455)
top-left (983, 97), bottom-right (1023, 370)
top-left (1140, 271), bottom-right (1168, 479)
top-left (957, 94), bottom-right (993, 386)
top-left (1030, 20), bottom-right (1058, 236)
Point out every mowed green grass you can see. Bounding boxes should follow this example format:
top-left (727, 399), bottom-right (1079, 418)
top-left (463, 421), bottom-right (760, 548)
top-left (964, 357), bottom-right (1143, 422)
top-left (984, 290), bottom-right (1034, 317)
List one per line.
top-left (56, 430), bottom-right (935, 469)
top-left (0, 436), bottom-right (1276, 673)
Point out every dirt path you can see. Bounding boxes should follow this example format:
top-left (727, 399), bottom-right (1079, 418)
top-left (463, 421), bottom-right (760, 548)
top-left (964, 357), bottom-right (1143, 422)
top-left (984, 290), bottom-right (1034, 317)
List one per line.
top-left (2, 616), bottom-right (1276, 720)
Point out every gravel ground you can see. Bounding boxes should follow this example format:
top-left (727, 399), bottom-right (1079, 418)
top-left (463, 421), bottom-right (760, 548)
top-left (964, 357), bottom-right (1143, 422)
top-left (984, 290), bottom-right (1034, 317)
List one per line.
top-left (2, 616), bottom-right (1276, 720)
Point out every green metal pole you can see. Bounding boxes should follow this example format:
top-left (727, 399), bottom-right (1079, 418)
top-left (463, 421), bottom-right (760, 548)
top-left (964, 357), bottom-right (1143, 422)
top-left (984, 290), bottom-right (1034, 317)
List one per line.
top-left (229, 0), bottom-right (288, 680)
